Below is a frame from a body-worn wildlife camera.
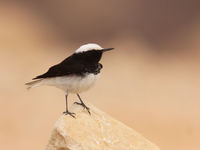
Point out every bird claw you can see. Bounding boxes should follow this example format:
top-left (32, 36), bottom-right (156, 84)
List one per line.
top-left (74, 102), bottom-right (91, 115)
top-left (63, 111), bottom-right (76, 118)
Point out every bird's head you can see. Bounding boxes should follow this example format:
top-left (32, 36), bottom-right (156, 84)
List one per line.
top-left (73, 43), bottom-right (114, 64)
top-left (75, 43), bottom-right (114, 54)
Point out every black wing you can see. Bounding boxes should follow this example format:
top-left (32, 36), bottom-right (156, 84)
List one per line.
top-left (33, 55), bottom-right (86, 80)
top-left (33, 52), bottom-right (103, 80)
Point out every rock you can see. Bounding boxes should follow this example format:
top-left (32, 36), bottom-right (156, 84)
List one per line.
top-left (45, 103), bottom-right (160, 150)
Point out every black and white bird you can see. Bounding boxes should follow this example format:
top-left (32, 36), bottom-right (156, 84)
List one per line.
top-left (26, 43), bottom-right (114, 117)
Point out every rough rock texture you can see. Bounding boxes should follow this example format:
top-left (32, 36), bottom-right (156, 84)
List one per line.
top-left (45, 103), bottom-right (160, 150)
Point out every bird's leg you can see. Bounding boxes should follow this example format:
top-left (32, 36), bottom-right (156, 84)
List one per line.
top-left (63, 94), bottom-right (76, 118)
top-left (74, 94), bottom-right (91, 115)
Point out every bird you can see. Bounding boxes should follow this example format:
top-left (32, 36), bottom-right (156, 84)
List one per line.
top-left (25, 43), bottom-right (114, 118)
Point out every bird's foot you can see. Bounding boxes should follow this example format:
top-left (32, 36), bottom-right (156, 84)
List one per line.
top-left (63, 110), bottom-right (76, 118)
top-left (74, 102), bottom-right (91, 115)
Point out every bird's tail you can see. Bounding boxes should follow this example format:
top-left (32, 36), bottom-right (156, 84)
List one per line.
top-left (25, 79), bottom-right (43, 90)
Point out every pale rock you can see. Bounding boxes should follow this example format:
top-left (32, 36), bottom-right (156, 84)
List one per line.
top-left (45, 103), bottom-right (160, 150)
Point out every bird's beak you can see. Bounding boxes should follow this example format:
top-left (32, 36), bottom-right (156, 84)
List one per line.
top-left (101, 48), bottom-right (114, 52)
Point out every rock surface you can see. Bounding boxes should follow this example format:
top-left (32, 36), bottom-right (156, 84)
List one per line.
top-left (45, 103), bottom-right (160, 150)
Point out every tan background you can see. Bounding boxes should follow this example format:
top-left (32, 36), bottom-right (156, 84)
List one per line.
top-left (0, 1), bottom-right (200, 150)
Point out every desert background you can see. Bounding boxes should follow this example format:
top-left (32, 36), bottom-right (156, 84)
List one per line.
top-left (0, 1), bottom-right (200, 150)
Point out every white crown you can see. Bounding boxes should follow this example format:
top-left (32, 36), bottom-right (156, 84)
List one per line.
top-left (75, 43), bottom-right (103, 53)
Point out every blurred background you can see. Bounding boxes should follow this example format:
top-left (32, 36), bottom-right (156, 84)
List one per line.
top-left (0, 1), bottom-right (200, 150)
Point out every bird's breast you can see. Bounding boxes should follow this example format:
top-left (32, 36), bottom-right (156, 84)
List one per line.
top-left (49, 73), bottom-right (100, 93)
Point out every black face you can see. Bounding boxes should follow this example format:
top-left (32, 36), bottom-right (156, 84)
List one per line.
top-left (73, 49), bottom-right (103, 64)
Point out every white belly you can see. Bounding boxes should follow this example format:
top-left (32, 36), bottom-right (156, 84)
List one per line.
top-left (42, 73), bottom-right (100, 93)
